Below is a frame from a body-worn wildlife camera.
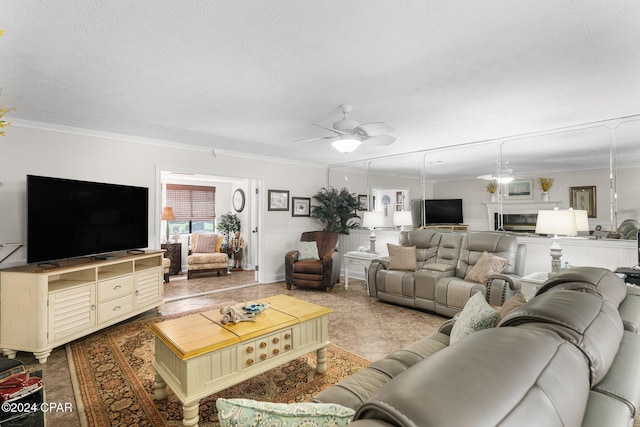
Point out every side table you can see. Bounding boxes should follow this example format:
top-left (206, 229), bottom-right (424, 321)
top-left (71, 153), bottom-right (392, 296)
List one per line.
top-left (521, 271), bottom-right (548, 300)
top-left (343, 251), bottom-right (380, 292)
top-left (161, 242), bottom-right (182, 276)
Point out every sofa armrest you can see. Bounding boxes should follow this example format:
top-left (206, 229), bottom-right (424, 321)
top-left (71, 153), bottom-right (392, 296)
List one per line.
top-left (423, 263), bottom-right (456, 273)
top-left (488, 273), bottom-right (521, 290)
top-left (437, 318), bottom-right (455, 336)
top-left (372, 257), bottom-right (390, 269)
top-left (486, 273), bottom-right (522, 306)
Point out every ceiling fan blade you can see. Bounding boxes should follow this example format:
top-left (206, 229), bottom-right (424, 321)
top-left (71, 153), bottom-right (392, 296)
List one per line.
top-left (312, 123), bottom-right (346, 135)
top-left (356, 122), bottom-right (395, 136)
top-left (292, 135), bottom-right (338, 144)
top-left (363, 135), bottom-right (396, 146)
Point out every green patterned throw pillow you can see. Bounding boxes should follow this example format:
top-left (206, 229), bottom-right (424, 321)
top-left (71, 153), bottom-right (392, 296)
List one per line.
top-left (450, 291), bottom-right (499, 344)
top-left (216, 398), bottom-right (355, 427)
top-left (298, 241), bottom-right (320, 261)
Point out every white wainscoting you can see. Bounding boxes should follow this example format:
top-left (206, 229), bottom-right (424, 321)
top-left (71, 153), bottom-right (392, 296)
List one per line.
top-left (339, 229), bottom-right (637, 280)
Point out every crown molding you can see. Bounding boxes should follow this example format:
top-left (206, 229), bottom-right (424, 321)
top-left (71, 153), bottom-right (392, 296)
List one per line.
top-left (10, 119), bottom-right (326, 170)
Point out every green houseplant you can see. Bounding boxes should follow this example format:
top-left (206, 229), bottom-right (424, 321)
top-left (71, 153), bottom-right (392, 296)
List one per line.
top-left (311, 187), bottom-right (360, 234)
top-left (217, 212), bottom-right (241, 253)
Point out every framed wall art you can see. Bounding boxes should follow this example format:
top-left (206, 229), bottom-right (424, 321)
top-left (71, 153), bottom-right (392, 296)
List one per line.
top-left (504, 179), bottom-right (534, 199)
top-left (570, 186), bottom-right (596, 218)
top-left (358, 194), bottom-right (368, 211)
top-left (292, 197), bottom-right (311, 217)
top-left (268, 189), bottom-right (289, 211)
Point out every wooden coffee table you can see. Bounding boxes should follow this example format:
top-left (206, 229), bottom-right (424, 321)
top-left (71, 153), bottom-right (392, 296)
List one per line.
top-left (149, 294), bottom-right (333, 427)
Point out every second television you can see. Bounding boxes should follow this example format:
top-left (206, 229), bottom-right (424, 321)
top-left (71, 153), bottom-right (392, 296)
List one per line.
top-left (424, 199), bottom-right (463, 225)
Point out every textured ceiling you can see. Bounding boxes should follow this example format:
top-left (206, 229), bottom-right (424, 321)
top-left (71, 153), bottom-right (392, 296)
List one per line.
top-left (1, 0), bottom-right (639, 179)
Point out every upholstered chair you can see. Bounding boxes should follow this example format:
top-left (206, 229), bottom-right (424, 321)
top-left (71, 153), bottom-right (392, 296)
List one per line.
top-left (187, 233), bottom-right (229, 278)
top-left (285, 231), bottom-right (341, 292)
top-left (162, 257), bottom-right (171, 283)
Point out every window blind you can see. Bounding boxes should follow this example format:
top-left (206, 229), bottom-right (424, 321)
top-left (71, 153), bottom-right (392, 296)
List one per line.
top-left (166, 184), bottom-right (216, 219)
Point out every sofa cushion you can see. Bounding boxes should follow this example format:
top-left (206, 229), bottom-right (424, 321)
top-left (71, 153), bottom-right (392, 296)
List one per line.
top-left (298, 241), bottom-right (320, 260)
top-left (450, 291), bottom-right (499, 344)
top-left (193, 233), bottom-right (218, 253)
top-left (498, 291), bottom-right (527, 319)
top-left (387, 244), bottom-right (417, 271)
top-left (216, 398), bottom-right (355, 427)
top-left (499, 289), bottom-right (623, 386)
top-left (464, 251), bottom-right (510, 284)
top-left (537, 267), bottom-right (627, 308)
top-left (355, 327), bottom-right (590, 427)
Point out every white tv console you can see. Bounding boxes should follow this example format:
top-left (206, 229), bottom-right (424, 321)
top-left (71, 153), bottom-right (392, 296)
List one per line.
top-left (0, 251), bottom-right (164, 363)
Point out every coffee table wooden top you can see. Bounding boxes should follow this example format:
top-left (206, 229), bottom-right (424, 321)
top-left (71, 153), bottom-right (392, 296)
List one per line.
top-left (149, 294), bottom-right (332, 360)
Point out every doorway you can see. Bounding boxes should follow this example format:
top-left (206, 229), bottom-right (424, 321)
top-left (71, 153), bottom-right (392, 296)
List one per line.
top-left (157, 167), bottom-right (263, 298)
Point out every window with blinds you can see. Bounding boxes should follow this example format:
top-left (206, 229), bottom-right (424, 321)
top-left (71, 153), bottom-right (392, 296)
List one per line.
top-left (166, 184), bottom-right (216, 234)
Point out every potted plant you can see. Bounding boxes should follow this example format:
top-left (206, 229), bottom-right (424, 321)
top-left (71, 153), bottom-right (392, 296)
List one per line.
top-left (538, 178), bottom-right (554, 201)
top-left (217, 212), bottom-right (241, 253)
top-left (311, 187), bottom-right (361, 234)
top-left (486, 181), bottom-right (497, 202)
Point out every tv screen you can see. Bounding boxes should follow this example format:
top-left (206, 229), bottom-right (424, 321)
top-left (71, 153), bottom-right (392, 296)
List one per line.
top-left (424, 199), bottom-right (463, 224)
top-left (27, 175), bottom-right (149, 264)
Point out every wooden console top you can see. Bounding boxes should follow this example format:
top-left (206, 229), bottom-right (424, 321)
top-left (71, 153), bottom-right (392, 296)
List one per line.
top-left (0, 250), bottom-right (164, 273)
top-left (149, 294), bottom-right (332, 360)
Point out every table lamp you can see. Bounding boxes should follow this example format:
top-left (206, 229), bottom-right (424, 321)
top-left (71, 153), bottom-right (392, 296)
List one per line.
top-left (393, 210), bottom-right (413, 231)
top-left (535, 208), bottom-right (579, 274)
top-left (161, 206), bottom-right (176, 243)
top-left (362, 211), bottom-right (384, 253)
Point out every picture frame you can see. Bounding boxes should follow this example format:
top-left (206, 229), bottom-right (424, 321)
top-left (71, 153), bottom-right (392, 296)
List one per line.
top-left (570, 186), bottom-right (597, 218)
top-left (358, 194), bottom-right (368, 211)
top-left (267, 189), bottom-right (289, 211)
top-left (291, 197), bottom-right (311, 217)
top-left (504, 179), bottom-right (534, 199)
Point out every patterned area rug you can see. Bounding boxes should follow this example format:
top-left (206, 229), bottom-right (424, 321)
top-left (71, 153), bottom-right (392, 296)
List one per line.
top-left (68, 303), bottom-right (370, 427)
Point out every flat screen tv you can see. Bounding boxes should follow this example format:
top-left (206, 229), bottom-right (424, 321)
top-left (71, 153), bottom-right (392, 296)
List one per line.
top-left (424, 199), bottom-right (463, 225)
top-left (27, 175), bottom-right (149, 264)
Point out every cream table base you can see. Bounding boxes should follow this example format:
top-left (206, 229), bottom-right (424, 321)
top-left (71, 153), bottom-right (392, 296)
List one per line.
top-left (150, 295), bottom-right (332, 427)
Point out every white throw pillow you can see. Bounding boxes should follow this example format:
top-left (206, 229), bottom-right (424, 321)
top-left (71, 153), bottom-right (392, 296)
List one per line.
top-left (450, 292), bottom-right (499, 344)
top-left (298, 241), bottom-right (320, 260)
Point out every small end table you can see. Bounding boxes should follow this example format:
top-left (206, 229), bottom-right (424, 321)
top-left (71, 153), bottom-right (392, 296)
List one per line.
top-left (161, 242), bottom-right (182, 276)
top-left (343, 251), bottom-right (380, 292)
top-left (521, 271), bottom-right (549, 300)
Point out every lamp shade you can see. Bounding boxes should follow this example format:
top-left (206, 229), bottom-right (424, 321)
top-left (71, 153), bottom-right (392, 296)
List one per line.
top-left (161, 206), bottom-right (176, 221)
top-left (362, 211), bottom-right (384, 228)
top-left (332, 136), bottom-right (362, 153)
top-left (393, 210), bottom-right (413, 227)
top-left (535, 209), bottom-right (578, 236)
top-left (573, 210), bottom-right (589, 232)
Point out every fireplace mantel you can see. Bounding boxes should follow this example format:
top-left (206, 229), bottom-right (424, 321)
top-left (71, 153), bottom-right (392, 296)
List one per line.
top-left (483, 201), bottom-right (563, 230)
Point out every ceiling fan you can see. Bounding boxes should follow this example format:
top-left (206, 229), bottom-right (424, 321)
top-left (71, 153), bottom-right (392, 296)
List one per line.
top-left (294, 104), bottom-right (396, 153)
top-left (477, 162), bottom-right (516, 183)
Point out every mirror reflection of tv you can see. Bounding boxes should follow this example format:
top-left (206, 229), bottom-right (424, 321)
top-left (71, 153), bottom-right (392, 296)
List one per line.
top-left (424, 199), bottom-right (463, 224)
top-left (27, 175), bottom-right (149, 264)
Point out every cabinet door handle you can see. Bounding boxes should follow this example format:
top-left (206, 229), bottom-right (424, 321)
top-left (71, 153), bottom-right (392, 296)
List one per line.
top-left (91, 304), bottom-right (96, 311)
top-left (246, 358), bottom-right (254, 365)
top-left (284, 333), bottom-right (291, 339)
top-left (246, 346), bottom-right (254, 353)
top-left (272, 348), bottom-right (279, 355)
top-left (259, 342), bottom-right (267, 348)
top-left (113, 285), bottom-right (121, 290)
top-left (113, 306), bottom-right (121, 312)
top-left (272, 337), bottom-right (279, 344)
top-left (260, 354), bottom-right (267, 360)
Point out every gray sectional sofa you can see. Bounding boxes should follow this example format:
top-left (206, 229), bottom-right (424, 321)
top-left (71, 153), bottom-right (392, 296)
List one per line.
top-left (313, 267), bottom-right (640, 426)
top-left (368, 230), bottom-right (526, 317)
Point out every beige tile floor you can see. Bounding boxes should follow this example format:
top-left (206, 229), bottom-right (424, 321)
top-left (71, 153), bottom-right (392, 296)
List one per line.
top-left (19, 277), bottom-right (448, 427)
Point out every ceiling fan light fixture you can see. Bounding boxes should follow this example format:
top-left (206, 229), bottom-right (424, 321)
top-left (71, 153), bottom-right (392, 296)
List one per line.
top-left (497, 176), bottom-right (514, 184)
top-left (331, 136), bottom-right (361, 153)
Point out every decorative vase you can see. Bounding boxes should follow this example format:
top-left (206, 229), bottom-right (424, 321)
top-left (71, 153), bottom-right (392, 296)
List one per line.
top-left (541, 192), bottom-right (549, 201)
top-left (490, 193), bottom-right (496, 202)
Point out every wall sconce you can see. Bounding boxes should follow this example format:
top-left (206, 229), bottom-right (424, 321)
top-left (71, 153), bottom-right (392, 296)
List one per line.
top-left (362, 211), bottom-right (384, 253)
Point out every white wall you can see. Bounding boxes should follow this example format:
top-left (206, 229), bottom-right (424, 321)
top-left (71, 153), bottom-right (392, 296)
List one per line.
top-left (0, 126), bottom-right (332, 283)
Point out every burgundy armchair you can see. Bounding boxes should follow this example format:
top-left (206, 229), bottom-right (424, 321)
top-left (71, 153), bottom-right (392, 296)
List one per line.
top-left (285, 231), bottom-right (341, 292)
